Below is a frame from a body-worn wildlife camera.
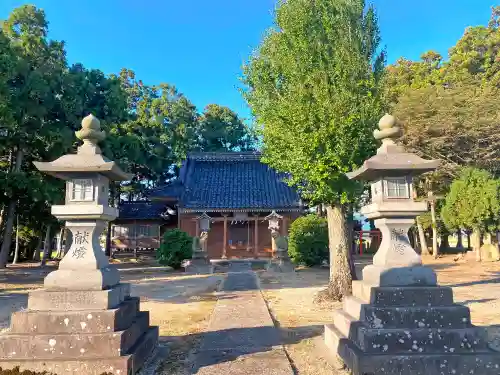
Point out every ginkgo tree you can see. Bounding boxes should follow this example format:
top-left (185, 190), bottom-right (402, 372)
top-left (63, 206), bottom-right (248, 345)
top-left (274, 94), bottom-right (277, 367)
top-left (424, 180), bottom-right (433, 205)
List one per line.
top-left (243, 0), bottom-right (386, 300)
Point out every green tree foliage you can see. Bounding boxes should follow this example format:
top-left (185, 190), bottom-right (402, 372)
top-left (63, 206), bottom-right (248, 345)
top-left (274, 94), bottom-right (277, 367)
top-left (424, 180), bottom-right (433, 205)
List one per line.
top-left (441, 168), bottom-right (500, 233)
top-left (387, 7), bottom-right (500, 184)
top-left (197, 104), bottom-right (257, 152)
top-left (156, 229), bottom-right (193, 269)
top-left (0, 5), bottom-right (255, 266)
top-left (242, 0), bottom-right (386, 300)
top-left (288, 215), bottom-right (328, 266)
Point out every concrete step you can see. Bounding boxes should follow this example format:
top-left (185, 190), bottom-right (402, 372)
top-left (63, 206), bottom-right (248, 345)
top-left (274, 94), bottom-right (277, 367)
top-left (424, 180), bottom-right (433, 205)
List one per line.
top-left (0, 326), bottom-right (159, 375)
top-left (10, 297), bottom-right (140, 334)
top-left (341, 341), bottom-right (500, 375)
top-left (0, 312), bottom-right (150, 359)
top-left (323, 325), bottom-right (500, 375)
top-left (332, 309), bottom-right (363, 342)
top-left (356, 326), bottom-right (490, 354)
top-left (343, 296), bottom-right (471, 329)
top-left (352, 281), bottom-right (454, 307)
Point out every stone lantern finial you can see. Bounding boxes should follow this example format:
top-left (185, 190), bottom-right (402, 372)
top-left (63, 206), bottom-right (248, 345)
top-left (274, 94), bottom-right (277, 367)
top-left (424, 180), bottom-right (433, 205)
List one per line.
top-left (373, 113), bottom-right (405, 155)
top-left (374, 113), bottom-right (402, 143)
top-left (76, 114), bottom-right (106, 155)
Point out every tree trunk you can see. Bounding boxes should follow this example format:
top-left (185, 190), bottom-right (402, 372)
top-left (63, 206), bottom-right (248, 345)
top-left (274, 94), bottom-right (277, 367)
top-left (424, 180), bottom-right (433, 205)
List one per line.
top-left (456, 230), bottom-right (463, 249)
top-left (316, 204), bottom-right (353, 302)
top-left (416, 217), bottom-right (428, 255)
top-left (55, 227), bottom-right (64, 259)
top-left (64, 227), bottom-right (72, 256)
top-left (0, 206), bottom-right (5, 236)
top-left (12, 215), bottom-right (20, 265)
top-left (439, 231), bottom-right (450, 252)
top-left (33, 235), bottom-right (42, 261)
top-left (430, 200), bottom-right (439, 259)
top-left (0, 148), bottom-right (24, 268)
top-left (346, 205), bottom-right (357, 280)
top-left (492, 231), bottom-right (500, 261)
top-left (105, 221), bottom-right (112, 257)
top-left (472, 228), bottom-right (481, 261)
top-left (466, 231), bottom-right (471, 249)
top-left (408, 227), bottom-right (417, 249)
top-left (41, 224), bottom-right (52, 266)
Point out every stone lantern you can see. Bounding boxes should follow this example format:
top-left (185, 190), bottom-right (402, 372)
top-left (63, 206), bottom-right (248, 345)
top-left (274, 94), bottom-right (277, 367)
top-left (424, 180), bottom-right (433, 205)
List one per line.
top-left (347, 113), bottom-right (439, 285)
top-left (0, 115), bottom-right (158, 375)
top-left (265, 210), bottom-right (283, 254)
top-left (322, 114), bottom-right (500, 374)
top-left (186, 212), bottom-right (212, 274)
top-left (265, 210), bottom-right (294, 272)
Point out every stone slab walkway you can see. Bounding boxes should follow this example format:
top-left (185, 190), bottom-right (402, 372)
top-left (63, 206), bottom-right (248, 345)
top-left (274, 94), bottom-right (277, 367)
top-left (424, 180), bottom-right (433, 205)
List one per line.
top-left (194, 270), bottom-right (294, 375)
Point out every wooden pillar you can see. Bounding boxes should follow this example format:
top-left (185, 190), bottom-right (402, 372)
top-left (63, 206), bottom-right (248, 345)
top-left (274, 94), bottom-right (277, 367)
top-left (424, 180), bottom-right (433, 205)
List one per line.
top-left (222, 214), bottom-right (228, 259)
top-left (246, 220), bottom-right (251, 252)
top-left (254, 216), bottom-right (259, 258)
top-left (282, 216), bottom-right (289, 236)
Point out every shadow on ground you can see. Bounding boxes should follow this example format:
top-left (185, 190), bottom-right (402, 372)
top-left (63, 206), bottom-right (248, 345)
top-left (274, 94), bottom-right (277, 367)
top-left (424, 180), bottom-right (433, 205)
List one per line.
top-left (159, 324), bottom-right (323, 373)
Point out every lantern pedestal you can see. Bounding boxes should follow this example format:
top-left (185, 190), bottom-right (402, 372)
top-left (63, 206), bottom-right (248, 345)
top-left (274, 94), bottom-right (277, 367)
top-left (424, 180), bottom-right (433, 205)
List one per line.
top-left (186, 251), bottom-right (213, 274)
top-left (44, 220), bottom-right (121, 290)
top-left (361, 217), bottom-right (437, 287)
top-left (266, 237), bottom-right (295, 273)
top-left (186, 236), bottom-right (213, 274)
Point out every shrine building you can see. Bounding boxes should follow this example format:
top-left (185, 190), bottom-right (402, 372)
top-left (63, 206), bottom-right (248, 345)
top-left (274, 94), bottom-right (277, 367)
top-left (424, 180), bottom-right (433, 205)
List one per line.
top-left (111, 152), bottom-right (304, 259)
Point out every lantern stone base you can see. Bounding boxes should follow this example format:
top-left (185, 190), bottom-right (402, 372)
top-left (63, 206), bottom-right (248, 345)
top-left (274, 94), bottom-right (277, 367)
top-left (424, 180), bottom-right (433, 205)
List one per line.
top-left (186, 250), bottom-right (213, 274)
top-left (362, 264), bottom-right (437, 286)
top-left (266, 258), bottom-right (295, 273)
top-left (43, 267), bottom-right (121, 291)
top-left (322, 280), bottom-right (500, 375)
top-left (0, 285), bottom-right (159, 375)
top-left (185, 259), bottom-right (213, 274)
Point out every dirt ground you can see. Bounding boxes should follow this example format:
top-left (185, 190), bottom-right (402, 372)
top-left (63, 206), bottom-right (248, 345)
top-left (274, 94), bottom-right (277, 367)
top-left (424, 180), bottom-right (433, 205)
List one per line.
top-left (258, 256), bottom-right (500, 375)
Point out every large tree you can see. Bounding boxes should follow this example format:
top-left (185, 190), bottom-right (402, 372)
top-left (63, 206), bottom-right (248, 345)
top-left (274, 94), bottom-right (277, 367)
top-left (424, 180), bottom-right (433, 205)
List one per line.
top-left (197, 104), bottom-right (257, 152)
top-left (243, 0), bottom-right (386, 300)
top-left (441, 167), bottom-right (500, 259)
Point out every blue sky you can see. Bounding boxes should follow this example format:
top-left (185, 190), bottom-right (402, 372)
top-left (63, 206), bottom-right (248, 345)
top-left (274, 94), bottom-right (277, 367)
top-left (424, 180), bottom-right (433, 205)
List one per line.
top-left (0, 0), bottom-right (496, 122)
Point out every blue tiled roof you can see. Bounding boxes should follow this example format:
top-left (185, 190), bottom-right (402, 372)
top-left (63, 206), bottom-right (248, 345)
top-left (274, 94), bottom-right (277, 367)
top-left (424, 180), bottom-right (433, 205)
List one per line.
top-left (118, 201), bottom-right (170, 220)
top-left (149, 180), bottom-right (184, 200)
top-left (152, 152), bottom-right (302, 212)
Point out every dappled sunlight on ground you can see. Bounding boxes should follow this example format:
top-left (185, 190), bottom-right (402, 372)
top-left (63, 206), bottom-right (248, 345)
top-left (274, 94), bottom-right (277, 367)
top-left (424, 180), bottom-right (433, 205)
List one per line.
top-left (259, 268), bottom-right (347, 375)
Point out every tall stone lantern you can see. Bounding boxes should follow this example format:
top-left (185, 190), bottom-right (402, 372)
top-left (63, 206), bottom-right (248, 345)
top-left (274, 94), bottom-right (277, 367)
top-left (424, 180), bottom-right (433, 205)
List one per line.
top-left (0, 115), bottom-right (158, 375)
top-left (323, 114), bottom-right (500, 375)
top-left (186, 212), bottom-right (213, 274)
top-left (265, 210), bottom-right (283, 255)
top-left (348, 113), bottom-right (440, 286)
top-left (265, 210), bottom-right (294, 272)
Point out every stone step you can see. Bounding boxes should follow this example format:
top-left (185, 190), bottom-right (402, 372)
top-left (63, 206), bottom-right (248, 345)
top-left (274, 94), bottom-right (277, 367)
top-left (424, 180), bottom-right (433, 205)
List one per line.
top-left (10, 297), bottom-right (140, 334)
top-left (28, 283), bottom-right (131, 311)
top-left (356, 326), bottom-right (490, 354)
top-left (352, 281), bottom-right (454, 307)
top-left (332, 309), bottom-right (363, 342)
top-left (323, 322), bottom-right (500, 375)
top-left (0, 312), bottom-right (150, 359)
top-left (0, 326), bottom-right (159, 375)
top-left (343, 296), bottom-right (471, 329)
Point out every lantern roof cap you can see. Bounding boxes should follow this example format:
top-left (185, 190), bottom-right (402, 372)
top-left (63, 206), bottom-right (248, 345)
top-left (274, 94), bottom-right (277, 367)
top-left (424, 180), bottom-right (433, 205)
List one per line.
top-left (347, 114), bottom-right (439, 181)
top-left (33, 114), bottom-right (132, 181)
